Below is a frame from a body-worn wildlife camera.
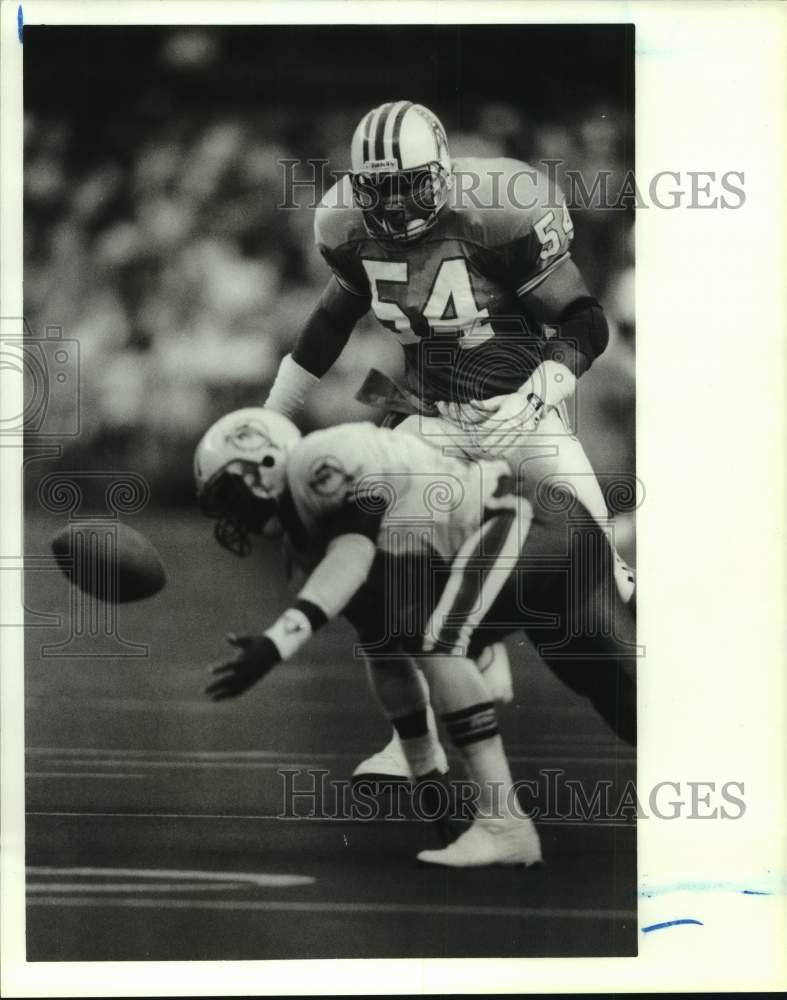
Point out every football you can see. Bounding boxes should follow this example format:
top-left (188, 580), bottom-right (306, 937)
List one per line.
top-left (51, 522), bottom-right (167, 602)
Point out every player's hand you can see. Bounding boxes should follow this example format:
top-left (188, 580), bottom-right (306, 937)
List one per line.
top-left (475, 391), bottom-right (545, 457)
top-left (438, 391), bottom-right (542, 424)
top-left (205, 633), bottom-right (280, 700)
top-left (437, 399), bottom-right (496, 426)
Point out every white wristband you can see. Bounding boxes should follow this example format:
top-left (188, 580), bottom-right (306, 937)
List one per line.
top-left (265, 354), bottom-right (320, 419)
top-left (519, 360), bottom-right (576, 409)
top-left (264, 608), bottom-right (313, 662)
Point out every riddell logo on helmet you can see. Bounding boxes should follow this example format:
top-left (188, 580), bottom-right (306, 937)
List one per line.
top-left (363, 158), bottom-right (399, 173)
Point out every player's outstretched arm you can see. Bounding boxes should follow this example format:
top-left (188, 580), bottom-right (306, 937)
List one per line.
top-left (264, 276), bottom-right (371, 418)
top-left (205, 531), bottom-right (376, 700)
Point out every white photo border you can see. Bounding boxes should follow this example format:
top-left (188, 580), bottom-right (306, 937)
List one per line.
top-left (2, 1), bottom-right (785, 995)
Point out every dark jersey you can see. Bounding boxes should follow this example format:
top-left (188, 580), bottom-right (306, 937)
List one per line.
top-left (314, 157), bottom-right (574, 403)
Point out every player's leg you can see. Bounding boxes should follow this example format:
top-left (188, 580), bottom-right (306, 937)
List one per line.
top-left (476, 641), bottom-right (514, 703)
top-left (358, 645), bottom-right (539, 861)
top-left (507, 406), bottom-right (608, 514)
top-left (394, 411), bottom-right (518, 698)
top-left (526, 552), bottom-right (637, 745)
top-left (429, 403), bottom-right (636, 606)
top-left (397, 411), bottom-right (636, 742)
top-left (354, 640), bottom-right (512, 781)
top-left (423, 494), bottom-right (533, 657)
top-left (549, 507), bottom-right (635, 742)
top-left (350, 501), bottom-right (540, 866)
top-left (479, 506), bottom-right (637, 746)
top-left (356, 655), bottom-right (447, 782)
top-left (413, 653), bottom-right (542, 868)
top-left (541, 638), bottom-right (636, 746)
top-left (344, 549), bottom-right (452, 784)
top-left (402, 405), bottom-right (608, 523)
top-left (348, 435), bottom-right (515, 783)
top-left (411, 503), bottom-right (542, 867)
top-left (505, 408), bottom-right (636, 606)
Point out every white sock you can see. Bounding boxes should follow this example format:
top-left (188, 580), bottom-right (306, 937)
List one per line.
top-left (400, 732), bottom-right (443, 779)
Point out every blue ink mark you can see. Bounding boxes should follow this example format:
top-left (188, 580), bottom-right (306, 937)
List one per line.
top-left (17, 5), bottom-right (23, 43)
top-left (640, 875), bottom-right (786, 898)
top-left (642, 918), bottom-right (703, 933)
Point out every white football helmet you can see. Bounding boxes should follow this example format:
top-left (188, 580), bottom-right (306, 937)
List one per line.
top-left (350, 101), bottom-right (452, 242)
top-left (194, 407), bottom-right (302, 556)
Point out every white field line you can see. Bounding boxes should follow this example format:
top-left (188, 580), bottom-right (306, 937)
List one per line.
top-left (25, 896), bottom-right (636, 920)
top-left (27, 761), bottom-right (320, 771)
top-left (26, 772), bottom-right (146, 779)
top-left (26, 866), bottom-right (314, 887)
top-left (25, 810), bottom-right (635, 828)
top-left (26, 747), bottom-right (634, 767)
top-left (27, 883), bottom-right (244, 893)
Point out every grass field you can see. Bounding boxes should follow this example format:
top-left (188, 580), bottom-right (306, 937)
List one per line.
top-left (24, 509), bottom-right (636, 960)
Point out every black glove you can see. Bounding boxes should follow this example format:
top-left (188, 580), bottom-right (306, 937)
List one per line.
top-left (205, 633), bottom-right (281, 701)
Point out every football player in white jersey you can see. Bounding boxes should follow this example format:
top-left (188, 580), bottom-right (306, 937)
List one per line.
top-left (263, 101), bottom-right (634, 779)
top-left (194, 409), bottom-right (636, 867)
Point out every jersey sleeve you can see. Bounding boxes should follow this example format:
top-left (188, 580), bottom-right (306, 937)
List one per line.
top-left (296, 531), bottom-right (377, 621)
top-left (505, 193), bottom-right (574, 297)
top-left (286, 428), bottom-right (386, 546)
top-left (477, 160), bottom-right (575, 297)
top-left (314, 176), bottom-right (371, 298)
top-left (316, 243), bottom-right (370, 298)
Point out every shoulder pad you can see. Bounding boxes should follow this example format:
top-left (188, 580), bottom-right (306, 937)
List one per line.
top-left (449, 156), bottom-right (566, 246)
top-left (287, 425), bottom-right (367, 505)
top-left (314, 175), bottom-right (366, 251)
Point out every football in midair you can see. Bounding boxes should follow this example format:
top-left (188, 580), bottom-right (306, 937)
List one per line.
top-left (51, 522), bottom-right (167, 602)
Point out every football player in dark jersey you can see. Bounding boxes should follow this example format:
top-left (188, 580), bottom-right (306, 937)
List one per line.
top-left (264, 101), bottom-right (633, 782)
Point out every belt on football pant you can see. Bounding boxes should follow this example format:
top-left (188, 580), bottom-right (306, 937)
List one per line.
top-left (355, 368), bottom-right (439, 417)
top-left (355, 366), bottom-right (573, 433)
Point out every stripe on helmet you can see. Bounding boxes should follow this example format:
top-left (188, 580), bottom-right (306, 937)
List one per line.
top-left (361, 110), bottom-right (375, 164)
top-left (372, 102), bottom-right (396, 162)
top-left (390, 101), bottom-right (414, 167)
top-left (383, 101), bottom-right (410, 167)
top-left (365, 105), bottom-right (387, 163)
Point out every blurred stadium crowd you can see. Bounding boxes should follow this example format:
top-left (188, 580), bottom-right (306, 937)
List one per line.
top-left (24, 27), bottom-right (634, 506)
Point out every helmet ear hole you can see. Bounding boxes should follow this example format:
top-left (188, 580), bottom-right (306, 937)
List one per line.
top-left (261, 455), bottom-right (275, 467)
